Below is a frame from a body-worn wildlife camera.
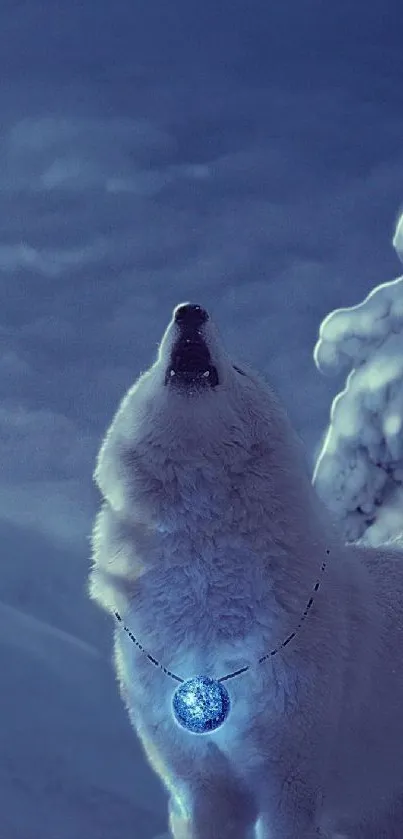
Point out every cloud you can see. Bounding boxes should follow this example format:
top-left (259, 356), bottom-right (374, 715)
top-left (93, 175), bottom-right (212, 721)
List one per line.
top-left (0, 241), bottom-right (107, 276)
top-left (1, 115), bottom-right (212, 198)
top-left (2, 115), bottom-right (173, 192)
top-left (0, 401), bottom-right (96, 482)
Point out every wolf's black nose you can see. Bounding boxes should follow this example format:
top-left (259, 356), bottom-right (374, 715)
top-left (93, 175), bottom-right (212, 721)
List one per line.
top-left (174, 303), bottom-right (209, 327)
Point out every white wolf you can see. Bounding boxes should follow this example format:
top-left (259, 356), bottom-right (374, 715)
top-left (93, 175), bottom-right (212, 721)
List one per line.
top-left (89, 303), bottom-right (403, 839)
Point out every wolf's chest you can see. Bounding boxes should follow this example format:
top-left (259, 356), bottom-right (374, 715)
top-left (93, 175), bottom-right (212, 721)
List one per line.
top-left (113, 547), bottom-right (288, 753)
top-left (114, 595), bottom-right (280, 746)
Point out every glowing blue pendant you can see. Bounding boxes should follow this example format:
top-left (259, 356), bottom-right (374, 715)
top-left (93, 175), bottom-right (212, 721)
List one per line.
top-left (172, 676), bottom-right (231, 734)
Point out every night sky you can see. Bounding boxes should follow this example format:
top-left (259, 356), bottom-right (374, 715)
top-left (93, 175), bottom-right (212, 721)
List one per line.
top-left (1, 1), bottom-right (403, 836)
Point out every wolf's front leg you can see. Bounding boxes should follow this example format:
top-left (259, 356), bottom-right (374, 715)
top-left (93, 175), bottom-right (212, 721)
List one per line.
top-left (168, 773), bottom-right (258, 839)
top-left (250, 765), bottom-right (326, 839)
top-left (128, 694), bottom-right (258, 839)
top-left (256, 810), bottom-right (328, 839)
top-left (256, 812), bottom-right (327, 839)
top-left (168, 795), bottom-right (192, 839)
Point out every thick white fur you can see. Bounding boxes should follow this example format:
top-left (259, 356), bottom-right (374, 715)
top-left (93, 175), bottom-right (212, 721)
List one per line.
top-left (89, 306), bottom-right (403, 839)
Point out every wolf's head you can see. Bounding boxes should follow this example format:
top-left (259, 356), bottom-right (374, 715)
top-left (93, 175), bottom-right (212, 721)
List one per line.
top-left (94, 303), bottom-right (318, 523)
top-left (91, 301), bottom-right (340, 614)
top-left (108, 301), bottom-right (291, 446)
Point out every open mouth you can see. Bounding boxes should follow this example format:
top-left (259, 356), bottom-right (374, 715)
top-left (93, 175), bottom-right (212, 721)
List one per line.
top-left (165, 337), bottom-right (219, 388)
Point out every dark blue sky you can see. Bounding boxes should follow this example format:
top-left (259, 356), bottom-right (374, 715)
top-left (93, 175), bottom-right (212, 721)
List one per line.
top-left (1, 1), bottom-right (403, 835)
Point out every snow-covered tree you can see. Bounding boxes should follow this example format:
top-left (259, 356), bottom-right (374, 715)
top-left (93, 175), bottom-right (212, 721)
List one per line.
top-left (313, 211), bottom-right (403, 547)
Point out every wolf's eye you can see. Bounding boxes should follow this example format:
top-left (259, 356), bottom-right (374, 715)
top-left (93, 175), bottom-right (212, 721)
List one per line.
top-left (233, 365), bottom-right (247, 377)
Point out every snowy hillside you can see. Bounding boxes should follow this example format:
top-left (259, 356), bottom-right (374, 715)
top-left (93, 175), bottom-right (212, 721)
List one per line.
top-left (0, 519), bottom-right (167, 839)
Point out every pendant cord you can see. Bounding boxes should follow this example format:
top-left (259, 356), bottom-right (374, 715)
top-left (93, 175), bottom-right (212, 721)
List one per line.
top-left (115, 549), bottom-right (329, 685)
